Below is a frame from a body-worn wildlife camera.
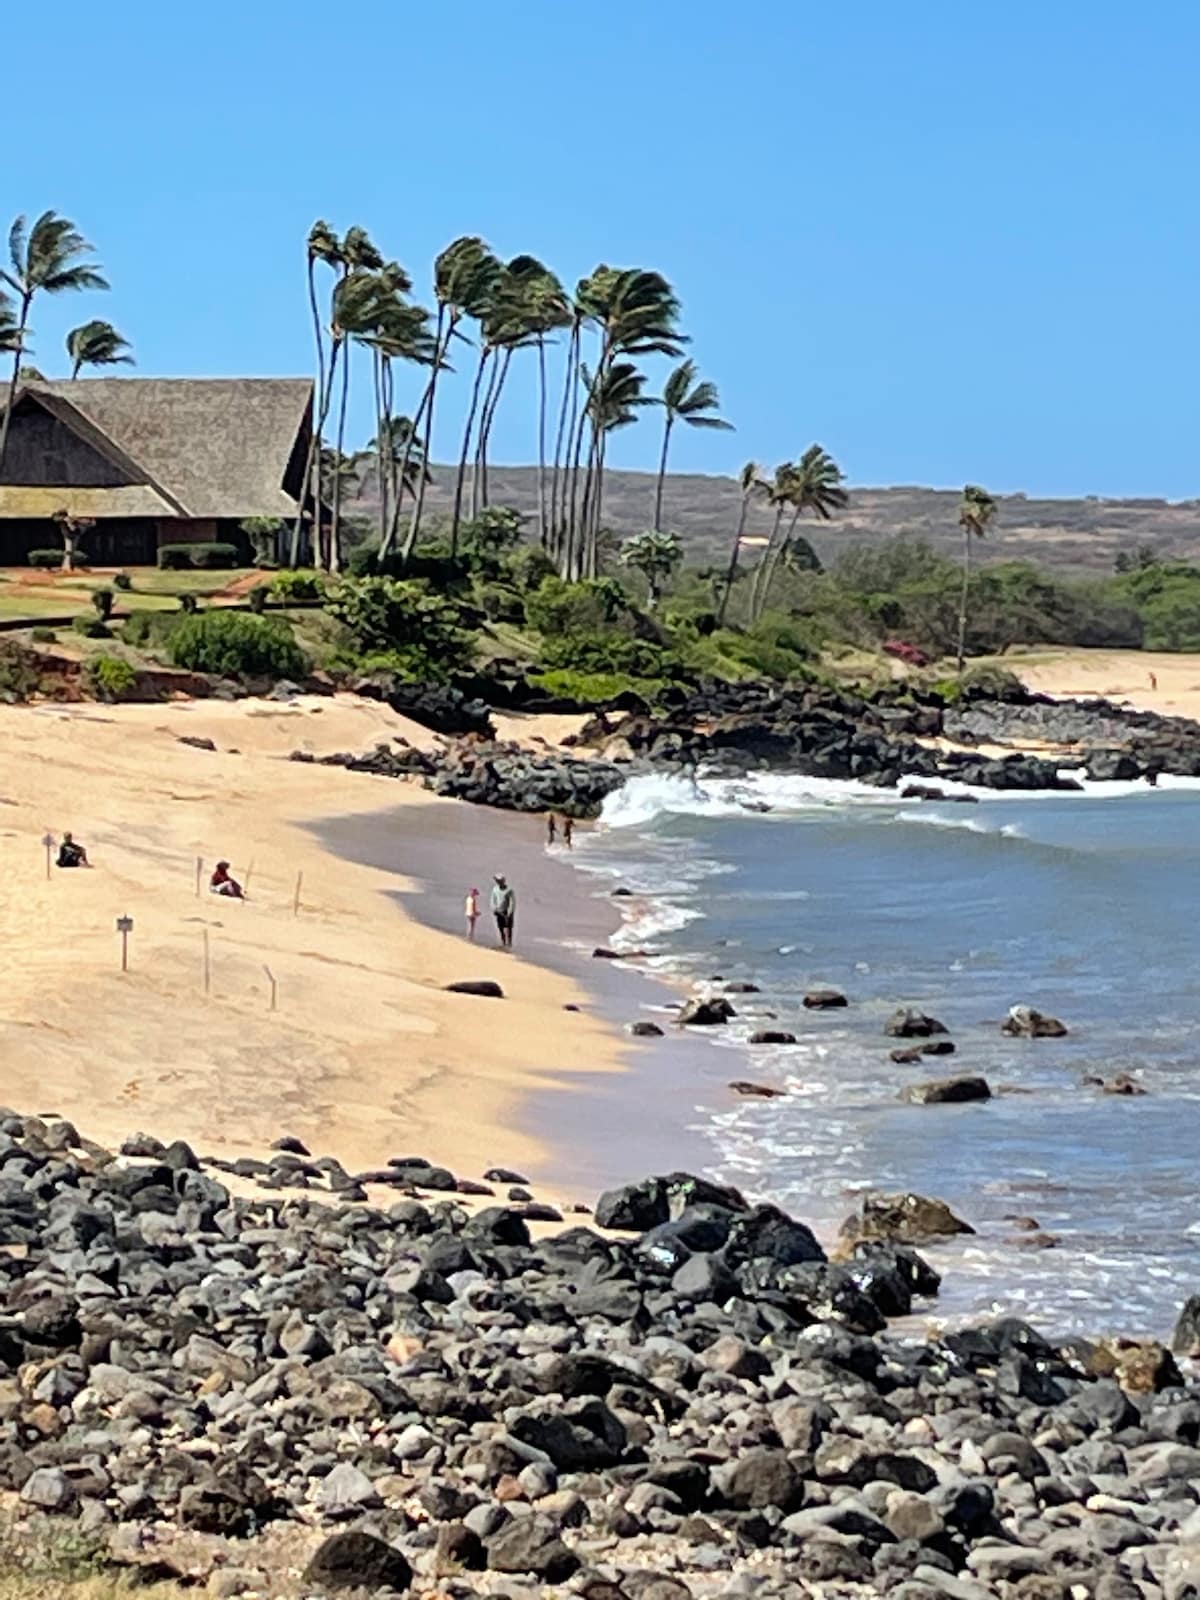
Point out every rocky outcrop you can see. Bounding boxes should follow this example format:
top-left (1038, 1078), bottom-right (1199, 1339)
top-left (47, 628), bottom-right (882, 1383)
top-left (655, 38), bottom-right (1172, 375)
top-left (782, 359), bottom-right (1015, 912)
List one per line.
top-left (1003, 1004), bottom-right (1069, 1037)
top-left (901, 1075), bottom-right (992, 1105)
top-left (842, 1190), bottom-right (975, 1243)
top-left (885, 1007), bottom-right (949, 1038)
top-left (676, 995), bottom-right (736, 1027)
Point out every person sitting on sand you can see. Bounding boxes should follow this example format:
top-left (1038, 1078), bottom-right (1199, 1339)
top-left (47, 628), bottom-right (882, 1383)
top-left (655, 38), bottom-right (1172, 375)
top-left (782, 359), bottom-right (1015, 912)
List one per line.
top-left (490, 873), bottom-right (516, 949)
top-left (56, 832), bottom-right (90, 869)
top-left (465, 885), bottom-right (480, 939)
top-left (209, 860), bottom-right (244, 899)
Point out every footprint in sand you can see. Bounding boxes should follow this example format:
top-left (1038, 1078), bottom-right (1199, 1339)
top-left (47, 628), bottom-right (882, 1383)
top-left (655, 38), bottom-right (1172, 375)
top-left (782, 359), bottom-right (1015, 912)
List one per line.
top-left (121, 1079), bottom-right (141, 1101)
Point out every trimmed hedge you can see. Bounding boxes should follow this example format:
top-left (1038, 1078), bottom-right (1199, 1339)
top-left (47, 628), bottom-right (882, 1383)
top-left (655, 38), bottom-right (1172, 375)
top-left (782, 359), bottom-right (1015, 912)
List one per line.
top-left (72, 615), bottom-right (110, 639)
top-left (27, 549), bottom-right (64, 569)
top-left (157, 542), bottom-right (240, 571)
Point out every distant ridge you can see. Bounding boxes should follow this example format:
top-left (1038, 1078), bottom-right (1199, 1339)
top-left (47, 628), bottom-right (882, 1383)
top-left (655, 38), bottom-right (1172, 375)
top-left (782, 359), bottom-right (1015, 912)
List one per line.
top-left (382, 465), bottom-right (1200, 575)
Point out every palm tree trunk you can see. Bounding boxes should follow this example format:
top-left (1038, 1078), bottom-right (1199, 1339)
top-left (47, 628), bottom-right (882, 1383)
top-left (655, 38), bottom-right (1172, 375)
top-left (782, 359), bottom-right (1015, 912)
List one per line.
top-left (549, 321), bottom-right (579, 558)
top-left (956, 529), bottom-right (972, 675)
top-left (383, 371), bottom-right (432, 562)
top-left (402, 306), bottom-right (448, 562)
top-left (0, 296), bottom-right (32, 475)
top-left (478, 346), bottom-right (512, 513)
top-left (291, 257), bottom-right (325, 567)
top-left (71, 359), bottom-right (82, 380)
top-left (452, 347), bottom-right (490, 556)
top-left (329, 337), bottom-right (351, 575)
top-left (717, 494), bottom-right (751, 627)
top-left (536, 336), bottom-right (549, 549)
top-left (654, 415), bottom-right (673, 531)
top-left (471, 350), bottom-right (501, 520)
top-left (372, 350), bottom-right (388, 554)
top-left (749, 506), bottom-right (786, 624)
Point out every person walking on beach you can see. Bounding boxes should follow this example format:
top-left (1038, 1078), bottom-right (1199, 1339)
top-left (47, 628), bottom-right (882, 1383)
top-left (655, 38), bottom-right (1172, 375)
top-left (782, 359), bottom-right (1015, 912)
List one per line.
top-left (464, 885), bottom-right (480, 939)
top-left (491, 873), bottom-right (516, 949)
top-left (546, 814), bottom-right (558, 847)
top-left (563, 817), bottom-right (574, 850)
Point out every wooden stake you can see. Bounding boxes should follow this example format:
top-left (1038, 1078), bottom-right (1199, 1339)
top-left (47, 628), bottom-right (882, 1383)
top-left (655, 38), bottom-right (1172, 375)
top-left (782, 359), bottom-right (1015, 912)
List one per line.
top-left (42, 833), bottom-right (54, 880)
top-left (263, 964), bottom-right (277, 1012)
top-left (292, 871), bottom-right (303, 917)
top-left (195, 856), bottom-right (203, 898)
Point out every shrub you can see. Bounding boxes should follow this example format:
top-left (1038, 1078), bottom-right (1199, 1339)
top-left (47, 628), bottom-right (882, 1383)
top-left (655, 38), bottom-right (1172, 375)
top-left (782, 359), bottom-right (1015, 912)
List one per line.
top-left (0, 642), bottom-right (41, 700)
top-left (112, 571), bottom-right (132, 591)
top-left (473, 580), bottom-right (525, 624)
top-left (27, 548), bottom-right (64, 569)
top-left (240, 515), bottom-right (284, 567)
top-left (525, 575), bottom-right (639, 637)
top-left (532, 668), bottom-right (671, 705)
top-left (122, 611), bottom-right (180, 651)
top-left (29, 626), bottom-right (56, 643)
top-left (85, 653), bottom-right (138, 702)
top-left (270, 568), bottom-right (326, 602)
top-left (179, 593), bottom-right (199, 614)
top-left (72, 614), bottom-right (110, 639)
top-left (508, 546), bottom-right (557, 591)
top-left (325, 577), bottom-right (473, 681)
top-left (157, 541), bottom-right (239, 570)
top-left (91, 587), bottom-right (115, 620)
top-left (167, 611), bottom-right (308, 680)
top-left (539, 629), bottom-right (681, 680)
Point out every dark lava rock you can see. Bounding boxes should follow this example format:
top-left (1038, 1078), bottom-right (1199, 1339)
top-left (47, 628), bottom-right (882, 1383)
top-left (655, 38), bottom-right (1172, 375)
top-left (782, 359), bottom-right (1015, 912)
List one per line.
top-left (748, 1030), bottom-right (796, 1045)
top-left (443, 979), bottom-right (504, 998)
top-left (729, 1080), bottom-right (785, 1098)
top-left (1174, 1294), bottom-right (1200, 1356)
top-left (628, 1021), bottom-right (665, 1037)
top-left (920, 1038), bottom-right (957, 1056)
top-left (842, 1191), bottom-right (974, 1244)
top-left (1002, 1004), bottom-right (1069, 1037)
top-left (804, 988), bottom-right (848, 1008)
top-left (885, 1007), bottom-right (949, 1038)
top-left (486, 1514), bottom-right (579, 1580)
top-left (677, 996), bottom-right (735, 1027)
top-left (305, 1529), bottom-right (413, 1593)
top-left (902, 1075), bottom-right (991, 1105)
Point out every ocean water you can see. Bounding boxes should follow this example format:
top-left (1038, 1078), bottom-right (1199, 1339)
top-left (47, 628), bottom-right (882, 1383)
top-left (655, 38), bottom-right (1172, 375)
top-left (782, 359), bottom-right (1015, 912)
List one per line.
top-left (574, 770), bottom-right (1200, 1337)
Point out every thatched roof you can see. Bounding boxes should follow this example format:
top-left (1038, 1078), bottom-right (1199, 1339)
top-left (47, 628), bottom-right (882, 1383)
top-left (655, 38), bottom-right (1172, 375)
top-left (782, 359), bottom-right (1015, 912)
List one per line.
top-left (2, 378), bottom-right (312, 520)
top-left (0, 485), bottom-right (177, 519)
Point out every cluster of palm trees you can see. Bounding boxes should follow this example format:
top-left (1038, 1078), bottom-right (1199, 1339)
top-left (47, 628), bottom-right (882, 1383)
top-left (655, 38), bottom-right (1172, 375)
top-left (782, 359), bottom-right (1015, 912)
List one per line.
top-left (0, 211), bottom-right (134, 469)
top-left (297, 224), bottom-right (748, 578)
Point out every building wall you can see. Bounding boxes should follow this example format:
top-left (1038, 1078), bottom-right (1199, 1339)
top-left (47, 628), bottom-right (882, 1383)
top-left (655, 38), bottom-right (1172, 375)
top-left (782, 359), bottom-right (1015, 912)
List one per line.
top-left (156, 519), bottom-right (219, 546)
top-left (2, 409), bottom-right (132, 487)
top-left (0, 520), bottom-right (156, 567)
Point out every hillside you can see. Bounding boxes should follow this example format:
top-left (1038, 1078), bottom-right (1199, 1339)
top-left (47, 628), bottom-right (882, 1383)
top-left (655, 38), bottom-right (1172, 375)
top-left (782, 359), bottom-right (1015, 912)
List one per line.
top-left (361, 466), bottom-right (1200, 575)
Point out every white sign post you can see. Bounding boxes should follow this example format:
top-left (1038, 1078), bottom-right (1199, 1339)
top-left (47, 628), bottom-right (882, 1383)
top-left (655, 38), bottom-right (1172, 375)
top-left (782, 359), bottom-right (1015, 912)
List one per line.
top-left (115, 915), bottom-right (133, 973)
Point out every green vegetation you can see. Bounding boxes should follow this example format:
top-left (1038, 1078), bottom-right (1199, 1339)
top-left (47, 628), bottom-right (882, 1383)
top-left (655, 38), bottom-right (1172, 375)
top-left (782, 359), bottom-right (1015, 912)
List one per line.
top-left (157, 542), bottom-right (239, 571)
top-left (66, 317), bottom-right (133, 379)
top-left (72, 614), bottom-right (109, 639)
top-left (324, 577), bottom-right (472, 680)
top-left (269, 568), bottom-right (326, 602)
top-left (27, 549), bottom-right (65, 569)
top-left (84, 653), bottom-right (137, 700)
top-left (167, 611), bottom-right (307, 679)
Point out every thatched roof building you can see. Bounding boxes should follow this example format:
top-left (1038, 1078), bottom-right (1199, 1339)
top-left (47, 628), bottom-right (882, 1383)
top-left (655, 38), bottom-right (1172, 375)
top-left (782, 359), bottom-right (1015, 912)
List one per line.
top-left (0, 377), bottom-right (314, 565)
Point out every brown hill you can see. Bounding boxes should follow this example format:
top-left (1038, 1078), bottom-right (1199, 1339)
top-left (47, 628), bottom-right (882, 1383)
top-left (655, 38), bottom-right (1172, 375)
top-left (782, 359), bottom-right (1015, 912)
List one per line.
top-left (354, 466), bottom-right (1200, 575)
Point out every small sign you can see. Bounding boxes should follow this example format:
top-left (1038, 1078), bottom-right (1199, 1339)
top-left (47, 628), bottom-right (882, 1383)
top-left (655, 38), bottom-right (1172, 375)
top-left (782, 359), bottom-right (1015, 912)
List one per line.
top-left (115, 915), bottom-right (133, 973)
top-left (116, 916), bottom-right (133, 934)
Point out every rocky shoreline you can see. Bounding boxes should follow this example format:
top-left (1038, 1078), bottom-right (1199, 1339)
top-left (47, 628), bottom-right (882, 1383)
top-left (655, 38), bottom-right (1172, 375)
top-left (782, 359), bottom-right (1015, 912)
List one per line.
top-left (5, 1111), bottom-right (1200, 1598)
top-left (299, 678), bottom-right (1200, 816)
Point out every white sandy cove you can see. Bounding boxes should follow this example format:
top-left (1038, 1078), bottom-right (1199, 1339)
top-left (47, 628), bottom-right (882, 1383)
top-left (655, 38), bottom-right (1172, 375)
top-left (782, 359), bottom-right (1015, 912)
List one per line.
top-left (0, 694), bottom-right (620, 1195)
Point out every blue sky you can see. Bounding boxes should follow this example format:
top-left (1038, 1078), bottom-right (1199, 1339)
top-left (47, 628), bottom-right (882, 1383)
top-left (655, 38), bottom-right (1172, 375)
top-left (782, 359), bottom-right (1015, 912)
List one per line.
top-left (7, 0), bottom-right (1198, 497)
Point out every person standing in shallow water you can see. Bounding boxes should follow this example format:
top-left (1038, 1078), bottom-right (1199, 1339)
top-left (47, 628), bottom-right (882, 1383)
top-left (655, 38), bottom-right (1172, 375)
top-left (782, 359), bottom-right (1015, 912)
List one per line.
top-left (490, 874), bottom-right (516, 949)
top-left (563, 817), bottom-right (574, 850)
top-left (546, 814), bottom-right (557, 847)
top-left (464, 886), bottom-right (480, 939)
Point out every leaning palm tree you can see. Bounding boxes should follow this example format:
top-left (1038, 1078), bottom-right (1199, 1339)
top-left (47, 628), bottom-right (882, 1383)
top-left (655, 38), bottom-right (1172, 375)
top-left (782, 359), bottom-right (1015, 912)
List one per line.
top-left (956, 484), bottom-right (998, 673)
top-left (0, 212), bottom-right (108, 469)
top-left (653, 360), bottom-right (732, 530)
top-left (751, 445), bottom-right (847, 622)
top-left (620, 528), bottom-right (683, 611)
top-left (66, 319), bottom-right (133, 379)
top-left (291, 220), bottom-right (341, 566)
top-left (503, 256), bottom-right (570, 547)
top-left (717, 461), bottom-right (766, 626)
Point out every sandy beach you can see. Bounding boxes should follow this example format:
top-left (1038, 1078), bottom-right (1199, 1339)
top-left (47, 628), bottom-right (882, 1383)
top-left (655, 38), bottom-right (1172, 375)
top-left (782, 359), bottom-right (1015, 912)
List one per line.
top-left (0, 693), bottom-right (645, 1202)
top-left (1012, 647), bottom-right (1200, 718)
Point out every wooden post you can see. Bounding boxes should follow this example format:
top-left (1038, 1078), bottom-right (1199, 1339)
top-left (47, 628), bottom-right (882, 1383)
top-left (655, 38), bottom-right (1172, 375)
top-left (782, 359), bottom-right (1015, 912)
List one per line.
top-left (195, 856), bottom-right (203, 898)
top-left (292, 871), bottom-right (303, 917)
top-left (202, 928), bottom-right (211, 995)
top-left (115, 915), bottom-right (133, 973)
top-left (263, 964), bottom-right (277, 1012)
top-left (241, 859), bottom-right (254, 901)
top-left (42, 833), bottom-right (54, 880)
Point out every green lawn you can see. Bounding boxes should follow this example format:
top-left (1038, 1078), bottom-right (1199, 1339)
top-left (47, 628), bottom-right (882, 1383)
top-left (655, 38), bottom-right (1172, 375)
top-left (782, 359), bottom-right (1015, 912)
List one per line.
top-left (0, 568), bottom-right (260, 624)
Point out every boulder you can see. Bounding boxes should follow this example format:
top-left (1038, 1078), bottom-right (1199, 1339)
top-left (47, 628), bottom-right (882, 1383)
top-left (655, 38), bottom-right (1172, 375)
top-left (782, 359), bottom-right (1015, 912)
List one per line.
top-left (902, 1075), bottom-right (991, 1105)
top-left (486, 1515), bottom-right (579, 1580)
top-left (627, 1021), bottom-right (664, 1038)
top-left (885, 1008), bottom-right (949, 1038)
top-left (748, 1030), bottom-right (796, 1045)
top-left (1002, 1004), bottom-right (1068, 1037)
top-left (677, 995), bottom-right (736, 1027)
top-left (305, 1530), bottom-right (412, 1594)
top-left (890, 1047), bottom-right (924, 1064)
top-left (1173, 1294), bottom-right (1200, 1356)
top-left (444, 979), bottom-right (504, 998)
top-left (804, 988), bottom-right (848, 1009)
top-left (841, 1191), bottom-right (974, 1245)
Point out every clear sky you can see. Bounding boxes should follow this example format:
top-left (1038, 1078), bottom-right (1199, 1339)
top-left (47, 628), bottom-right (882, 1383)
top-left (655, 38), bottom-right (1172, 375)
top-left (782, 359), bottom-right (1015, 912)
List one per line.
top-left (6, 0), bottom-right (1198, 497)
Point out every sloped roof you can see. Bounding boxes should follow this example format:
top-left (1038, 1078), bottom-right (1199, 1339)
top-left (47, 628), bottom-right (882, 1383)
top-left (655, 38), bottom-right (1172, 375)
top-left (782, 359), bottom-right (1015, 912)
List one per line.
top-left (7, 378), bottom-right (313, 520)
top-left (0, 485), bottom-right (178, 519)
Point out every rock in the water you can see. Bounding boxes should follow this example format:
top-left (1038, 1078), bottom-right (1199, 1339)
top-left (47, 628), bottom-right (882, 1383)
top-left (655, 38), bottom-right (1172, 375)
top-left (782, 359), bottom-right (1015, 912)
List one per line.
top-left (627, 1020), bottom-right (664, 1037)
top-left (902, 1075), bottom-right (991, 1105)
top-left (890, 1047), bottom-right (924, 1064)
top-left (444, 979), bottom-right (504, 998)
top-left (842, 1191), bottom-right (974, 1244)
top-left (748, 1030), bottom-right (796, 1045)
top-left (1173, 1293), bottom-right (1200, 1355)
top-left (305, 1530), bottom-right (412, 1593)
top-left (677, 995), bottom-right (735, 1027)
top-left (885, 1007), bottom-right (949, 1038)
top-left (804, 988), bottom-right (848, 1008)
top-left (1002, 1004), bottom-right (1068, 1037)
top-left (729, 1080), bottom-right (784, 1098)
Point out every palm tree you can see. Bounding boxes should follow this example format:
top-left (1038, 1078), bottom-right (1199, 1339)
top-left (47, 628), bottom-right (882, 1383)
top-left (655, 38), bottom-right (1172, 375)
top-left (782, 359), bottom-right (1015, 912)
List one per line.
top-left (751, 445), bottom-right (847, 622)
top-left (956, 484), bottom-right (998, 673)
top-left (292, 220), bottom-right (342, 566)
top-left (402, 236), bottom-right (495, 561)
top-left (582, 360), bottom-right (649, 575)
top-left (362, 297), bottom-right (434, 555)
top-left (448, 249), bottom-right (505, 553)
top-left (0, 212), bottom-right (107, 470)
top-left (717, 461), bottom-right (766, 626)
top-left (504, 256), bottom-right (570, 547)
top-left (621, 529), bottom-right (683, 610)
top-left (0, 294), bottom-right (20, 360)
top-left (66, 319), bottom-right (133, 378)
top-left (653, 360), bottom-right (732, 530)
